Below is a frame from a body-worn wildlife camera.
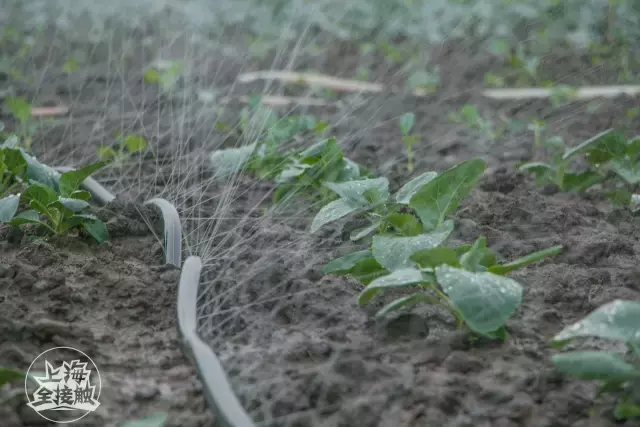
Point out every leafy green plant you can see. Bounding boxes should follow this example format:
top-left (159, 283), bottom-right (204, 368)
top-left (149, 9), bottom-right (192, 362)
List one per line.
top-left (144, 60), bottom-right (184, 93)
top-left (99, 134), bottom-right (148, 166)
top-left (520, 129), bottom-right (640, 208)
top-left (399, 112), bottom-right (419, 172)
top-left (449, 104), bottom-right (503, 141)
top-left (0, 161), bottom-right (109, 242)
top-left (3, 96), bottom-right (38, 152)
top-left (550, 300), bottom-right (640, 420)
top-left (312, 159), bottom-right (561, 338)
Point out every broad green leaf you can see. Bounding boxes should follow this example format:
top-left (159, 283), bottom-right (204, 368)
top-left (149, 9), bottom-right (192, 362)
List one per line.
top-left (0, 367), bottom-right (24, 386)
top-left (611, 157), bottom-right (640, 185)
top-left (551, 300), bottom-right (640, 347)
top-left (24, 183), bottom-right (57, 205)
top-left (59, 161), bottom-right (107, 197)
top-left (552, 351), bottom-right (637, 382)
top-left (385, 213), bottom-right (422, 236)
top-left (9, 209), bottom-right (42, 226)
top-left (410, 247), bottom-right (460, 269)
top-left (3, 148), bottom-right (27, 177)
top-left (120, 412), bottom-right (168, 427)
top-left (58, 197), bottom-right (90, 213)
top-left (209, 143), bottom-right (256, 178)
top-left (5, 96), bottom-right (31, 123)
top-left (310, 198), bottom-right (361, 233)
top-left (323, 250), bottom-right (372, 274)
top-left (338, 158), bottom-right (363, 182)
top-left (375, 293), bottom-right (437, 318)
top-left (358, 267), bottom-right (428, 305)
top-left (122, 135), bottom-right (148, 153)
top-left (399, 112), bottom-right (416, 135)
top-left (410, 159), bottom-right (486, 231)
top-left (488, 245), bottom-right (562, 275)
top-left (70, 190), bottom-right (92, 201)
top-left (0, 194), bottom-right (20, 222)
top-left (21, 151), bottom-right (60, 190)
top-left (350, 258), bottom-right (389, 285)
top-left (323, 178), bottom-right (389, 206)
top-left (435, 265), bottom-right (523, 335)
top-left (79, 216), bottom-right (109, 243)
top-left (350, 220), bottom-right (382, 241)
top-left (562, 129), bottom-right (623, 161)
top-left (372, 220), bottom-right (453, 271)
top-left (394, 171), bottom-right (438, 204)
top-left (460, 236), bottom-right (489, 272)
top-left (563, 171), bottom-right (606, 192)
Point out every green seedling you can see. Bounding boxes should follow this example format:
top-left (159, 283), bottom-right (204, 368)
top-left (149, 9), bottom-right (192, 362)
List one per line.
top-left (312, 158), bottom-right (561, 338)
top-left (407, 68), bottom-right (440, 95)
top-left (520, 129), bottom-right (640, 208)
top-left (528, 119), bottom-right (547, 151)
top-left (99, 134), bottom-right (148, 166)
top-left (550, 300), bottom-right (640, 420)
top-left (399, 112), bottom-right (419, 172)
top-left (3, 96), bottom-right (37, 152)
top-left (144, 60), bottom-right (184, 93)
top-left (273, 138), bottom-right (369, 205)
top-left (449, 105), bottom-right (503, 141)
top-left (0, 161), bottom-right (109, 242)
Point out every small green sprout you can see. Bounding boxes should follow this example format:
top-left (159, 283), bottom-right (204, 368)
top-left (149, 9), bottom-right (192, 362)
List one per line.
top-left (99, 134), bottom-right (148, 166)
top-left (449, 105), bottom-right (503, 141)
top-left (527, 119), bottom-right (547, 151)
top-left (550, 300), bottom-right (640, 420)
top-left (144, 60), bottom-right (184, 93)
top-left (520, 129), bottom-right (640, 208)
top-left (312, 159), bottom-right (561, 339)
top-left (0, 161), bottom-right (109, 242)
top-left (399, 112), bottom-right (419, 172)
top-left (4, 96), bottom-right (37, 152)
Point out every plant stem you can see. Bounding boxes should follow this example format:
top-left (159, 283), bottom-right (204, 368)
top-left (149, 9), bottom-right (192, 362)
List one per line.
top-left (406, 144), bottom-right (414, 172)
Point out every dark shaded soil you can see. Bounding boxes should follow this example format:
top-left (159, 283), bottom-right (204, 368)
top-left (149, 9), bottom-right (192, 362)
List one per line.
top-left (0, 202), bottom-right (214, 426)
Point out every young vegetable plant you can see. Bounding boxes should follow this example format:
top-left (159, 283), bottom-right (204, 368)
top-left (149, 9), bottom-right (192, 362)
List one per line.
top-left (448, 104), bottom-right (503, 141)
top-left (399, 112), bottom-right (419, 172)
top-left (550, 300), bottom-right (640, 420)
top-left (3, 96), bottom-right (37, 152)
top-left (520, 129), bottom-right (640, 208)
top-left (0, 161), bottom-right (109, 243)
top-left (311, 158), bottom-right (562, 339)
top-left (98, 133), bottom-right (148, 166)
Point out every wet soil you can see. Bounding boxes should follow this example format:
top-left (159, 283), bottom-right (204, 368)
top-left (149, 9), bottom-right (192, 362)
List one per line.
top-left (1, 17), bottom-right (639, 427)
top-left (0, 202), bottom-right (214, 426)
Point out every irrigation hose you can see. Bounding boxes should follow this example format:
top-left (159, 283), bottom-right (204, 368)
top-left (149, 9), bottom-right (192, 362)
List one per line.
top-left (178, 256), bottom-right (256, 427)
top-left (53, 166), bottom-right (253, 425)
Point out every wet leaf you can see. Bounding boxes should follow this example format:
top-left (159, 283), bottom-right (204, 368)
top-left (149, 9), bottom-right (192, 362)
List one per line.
top-left (79, 216), bottom-right (109, 243)
top-left (562, 129), bottom-right (624, 161)
top-left (460, 236), bottom-right (489, 272)
top-left (563, 171), bottom-right (606, 192)
top-left (24, 183), bottom-right (57, 206)
top-left (21, 151), bottom-right (60, 190)
top-left (488, 245), bottom-right (562, 275)
top-left (552, 351), bottom-right (637, 382)
top-left (399, 112), bottom-right (415, 135)
top-left (350, 220), bottom-right (382, 241)
top-left (610, 157), bottom-right (640, 185)
top-left (394, 171), bottom-right (438, 204)
top-left (323, 177), bottom-right (389, 206)
top-left (385, 213), bottom-right (422, 236)
top-left (209, 143), bottom-right (256, 178)
top-left (0, 367), bottom-right (24, 386)
top-left (59, 161), bottom-right (106, 197)
top-left (58, 197), bottom-right (90, 213)
top-left (411, 247), bottom-right (460, 269)
top-left (435, 265), bottom-right (523, 335)
top-left (122, 135), bottom-right (148, 153)
top-left (372, 220), bottom-right (453, 271)
top-left (410, 158), bottom-right (486, 231)
top-left (551, 300), bottom-right (640, 347)
top-left (310, 198), bottom-right (361, 233)
top-left (358, 267), bottom-right (428, 305)
top-left (323, 250), bottom-right (372, 274)
top-left (9, 209), bottom-right (42, 226)
top-left (0, 194), bottom-right (20, 222)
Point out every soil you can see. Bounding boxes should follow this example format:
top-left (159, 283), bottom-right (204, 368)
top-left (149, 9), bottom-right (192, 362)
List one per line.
top-left (0, 202), bottom-right (215, 426)
top-left (1, 17), bottom-right (639, 427)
